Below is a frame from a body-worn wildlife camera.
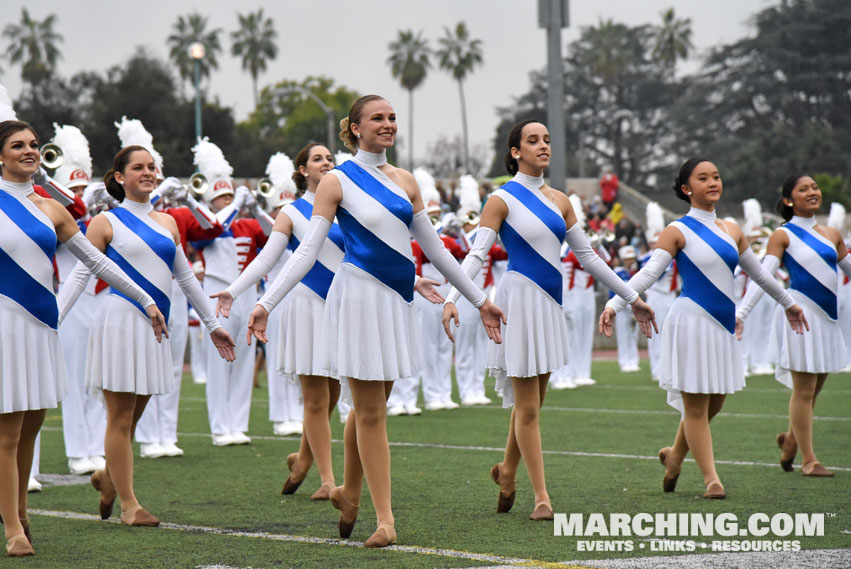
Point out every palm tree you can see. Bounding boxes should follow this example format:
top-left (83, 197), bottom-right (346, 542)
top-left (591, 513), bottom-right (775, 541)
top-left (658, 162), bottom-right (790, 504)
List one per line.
top-left (650, 8), bottom-right (693, 79)
top-left (435, 22), bottom-right (483, 173)
top-left (231, 9), bottom-right (278, 107)
top-left (167, 12), bottom-right (223, 88)
top-left (387, 30), bottom-right (430, 169)
top-left (3, 8), bottom-right (63, 84)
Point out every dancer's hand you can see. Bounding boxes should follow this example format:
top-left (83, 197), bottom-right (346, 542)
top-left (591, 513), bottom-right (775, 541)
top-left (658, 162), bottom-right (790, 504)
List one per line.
top-left (247, 305), bottom-right (269, 344)
top-left (785, 304), bottom-right (809, 335)
top-left (598, 307), bottom-right (615, 337)
top-left (145, 305), bottom-right (169, 343)
top-left (211, 328), bottom-right (237, 361)
top-left (735, 317), bottom-right (743, 340)
top-left (630, 298), bottom-right (658, 338)
top-left (442, 303), bottom-right (459, 342)
top-left (415, 277), bottom-right (444, 304)
top-left (479, 299), bottom-right (506, 345)
top-left (210, 290), bottom-right (234, 318)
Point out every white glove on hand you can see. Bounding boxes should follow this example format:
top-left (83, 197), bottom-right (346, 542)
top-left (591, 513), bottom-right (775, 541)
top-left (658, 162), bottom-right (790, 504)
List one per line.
top-left (232, 185), bottom-right (251, 211)
top-left (32, 167), bottom-right (49, 187)
top-left (82, 182), bottom-right (107, 207)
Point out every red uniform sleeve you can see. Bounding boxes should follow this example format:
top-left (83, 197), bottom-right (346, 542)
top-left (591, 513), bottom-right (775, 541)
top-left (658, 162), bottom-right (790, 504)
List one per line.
top-left (489, 244), bottom-right (508, 261)
top-left (34, 185), bottom-right (87, 219)
top-left (441, 235), bottom-right (466, 259)
top-left (165, 207), bottom-right (223, 245)
top-left (410, 240), bottom-right (424, 276)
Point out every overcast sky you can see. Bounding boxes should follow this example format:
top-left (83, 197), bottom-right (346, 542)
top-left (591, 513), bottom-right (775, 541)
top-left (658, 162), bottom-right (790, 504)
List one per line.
top-left (3, 0), bottom-right (772, 163)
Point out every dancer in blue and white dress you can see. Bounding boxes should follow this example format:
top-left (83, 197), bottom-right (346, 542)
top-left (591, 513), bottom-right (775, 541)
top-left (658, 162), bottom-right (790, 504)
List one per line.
top-left (737, 174), bottom-right (851, 477)
top-left (59, 145), bottom-right (236, 528)
top-left (247, 95), bottom-right (503, 548)
top-left (0, 120), bottom-right (169, 556)
top-left (213, 144), bottom-right (345, 501)
top-left (443, 119), bottom-right (656, 521)
top-left (601, 158), bottom-right (808, 499)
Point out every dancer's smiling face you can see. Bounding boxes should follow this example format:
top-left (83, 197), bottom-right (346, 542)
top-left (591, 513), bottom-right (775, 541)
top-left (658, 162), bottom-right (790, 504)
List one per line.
top-left (0, 127), bottom-right (40, 182)
top-left (513, 122), bottom-right (550, 175)
top-left (785, 176), bottom-right (821, 216)
top-left (682, 161), bottom-right (723, 206)
top-left (351, 99), bottom-right (397, 152)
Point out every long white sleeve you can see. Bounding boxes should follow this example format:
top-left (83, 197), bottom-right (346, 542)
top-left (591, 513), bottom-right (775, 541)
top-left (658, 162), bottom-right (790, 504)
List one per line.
top-left (410, 210), bottom-right (487, 307)
top-left (444, 227), bottom-right (497, 305)
top-left (184, 194), bottom-right (216, 229)
top-left (737, 248), bottom-right (795, 312)
top-left (250, 204), bottom-right (275, 236)
top-left (605, 249), bottom-right (674, 314)
top-left (565, 224), bottom-right (639, 305)
top-left (256, 216), bottom-right (330, 313)
top-left (735, 255), bottom-right (779, 320)
top-left (173, 246), bottom-right (221, 333)
top-left (839, 255), bottom-right (851, 279)
top-left (225, 230), bottom-right (290, 299)
top-left (56, 261), bottom-right (93, 325)
top-left (62, 232), bottom-right (155, 309)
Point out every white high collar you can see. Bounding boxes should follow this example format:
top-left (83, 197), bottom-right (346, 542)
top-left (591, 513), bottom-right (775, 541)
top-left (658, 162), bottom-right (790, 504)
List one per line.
top-left (0, 179), bottom-right (35, 197)
top-left (354, 149), bottom-right (387, 168)
top-left (512, 172), bottom-right (545, 191)
top-left (688, 206), bottom-right (716, 224)
top-left (302, 191), bottom-right (315, 204)
top-left (790, 214), bottom-right (816, 228)
top-left (121, 198), bottom-right (153, 216)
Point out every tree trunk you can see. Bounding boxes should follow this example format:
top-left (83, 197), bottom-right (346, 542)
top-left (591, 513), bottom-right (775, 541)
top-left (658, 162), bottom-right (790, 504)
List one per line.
top-left (408, 88), bottom-right (414, 170)
top-left (252, 71), bottom-right (259, 109)
top-left (457, 79), bottom-right (470, 173)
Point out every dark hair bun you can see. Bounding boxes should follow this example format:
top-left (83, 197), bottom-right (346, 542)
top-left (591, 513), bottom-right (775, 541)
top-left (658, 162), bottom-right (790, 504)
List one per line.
top-left (103, 169), bottom-right (125, 202)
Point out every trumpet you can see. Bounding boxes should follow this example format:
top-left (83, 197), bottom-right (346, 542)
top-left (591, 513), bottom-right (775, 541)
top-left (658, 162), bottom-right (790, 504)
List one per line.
top-left (462, 210), bottom-right (481, 226)
top-left (255, 178), bottom-right (276, 199)
top-left (187, 172), bottom-right (207, 197)
top-left (429, 212), bottom-right (442, 230)
top-left (40, 144), bottom-right (63, 169)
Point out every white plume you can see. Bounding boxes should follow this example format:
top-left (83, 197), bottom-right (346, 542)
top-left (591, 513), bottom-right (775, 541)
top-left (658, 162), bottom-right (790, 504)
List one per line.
top-left (414, 167), bottom-right (440, 206)
top-left (568, 194), bottom-right (585, 229)
top-left (51, 124), bottom-right (92, 180)
top-left (0, 82), bottom-right (16, 122)
top-left (457, 175), bottom-right (481, 214)
top-left (265, 152), bottom-right (297, 194)
top-left (334, 151), bottom-right (352, 165)
top-left (742, 198), bottom-right (762, 235)
top-left (114, 116), bottom-right (163, 172)
top-left (827, 202), bottom-right (846, 230)
top-left (645, 201), bottom-right (665, 240)
top-left (192, 137), bottom-right (233, 181)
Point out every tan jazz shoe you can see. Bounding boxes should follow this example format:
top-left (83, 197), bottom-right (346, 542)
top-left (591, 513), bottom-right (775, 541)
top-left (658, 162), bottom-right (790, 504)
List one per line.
top-left (329, 486), bottom-right (359, 538)
top-left (490, 463), bottom-right (516, 513)
top-left (120, 506), bottom-right (160, 526)
top-left (281, 453), bottom-right (307, 495)
top-left (364, 523), bottom-right (397, 548)
top-left (529, 503), bottom-right (554, 521)
top-left (659, 447), bottom-right (681, 493)
top-left (703, 481), bottom-right (726, 499)
top-left (310, 481), bottom-right (334, 501)
top-left (91, 469), bottom-right (116, 520)
top-left (776, 432), bottom-right (797, 472)
top-left (801, 461), bottom-right (834, 477)
top-left (5, 534), bottom-right (34, 557)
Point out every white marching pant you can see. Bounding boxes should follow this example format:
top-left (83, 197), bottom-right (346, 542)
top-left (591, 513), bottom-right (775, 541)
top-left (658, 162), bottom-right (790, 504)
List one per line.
top-left (136, 281), bottom-right (188, 445)
top-left (646, 290), bottom-right (676, 380)
top-left (615, 308), bottom-right (639, 370)
top-left (743, 293), bottom-right (776, 370)
top-left (455, 294), bottom-right (488, 400)
top-left (203, 276), bottom-right (255, 435)
top-left (31, 434), bottom-right (40, 477)
top-left (387, 297), bottom-right (424, 408)
top-left (837, 277), bottom-right (851, 361)
top-left (189, 324), bottom-right (206, 382)
top-left (58, 291), bottom-right (106, 459)
top-left (419, 284), bottom-right (454, 404)
top-left (567, 286), bottom-right (596, 379)
top-left (266, 303), bottom-right (303, 423)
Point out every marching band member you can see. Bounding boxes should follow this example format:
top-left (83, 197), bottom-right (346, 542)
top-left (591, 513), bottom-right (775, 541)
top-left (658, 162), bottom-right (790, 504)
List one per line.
top-left (0, 117), bottom-right (167, 556)
top-left (601, 158), bottom-right (807, 499)
top-left (189, 261), bottom-right (208, 383)
top-left (739, 199), bottom-right (776, 375)
top-left (191, 138), bottom-right (269, 446)
top-left (443, 119), bottom-right (656, 521)
top-left (248, 95), bottom-right (503, 547)
top-left (737, 175), bottom-right (851, 477)
top-left (115, 118), bottom-right (223, 459)
top-left (827, 204), bottom-right (851, 369)
top-left (641, 201), bottom-right (679, 381)
top-left (612, 245), bottom-right (640, 372)
top-left (58, 145), bottom-right (235, 527)
top-left (49, 124), bottom-right (108, 475)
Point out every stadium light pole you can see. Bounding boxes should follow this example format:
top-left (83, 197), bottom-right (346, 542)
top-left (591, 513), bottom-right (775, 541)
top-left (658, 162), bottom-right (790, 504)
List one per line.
top-left (189, 42), bottom-right (205, 142)
top-left (273, 86), bottom-right (336, 154)
top-left (539, 0), bottom-right (568, 190)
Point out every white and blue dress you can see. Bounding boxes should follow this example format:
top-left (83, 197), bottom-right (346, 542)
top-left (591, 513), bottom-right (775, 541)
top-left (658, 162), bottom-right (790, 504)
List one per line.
top-left (660, 208), bottom-right (743, 413)
top-left (277, 191), bottom-right (345, 381)
top-left (768, 216), bottom-right (849, 386)
top-left (86, 201), bottom-right (174, 398)
top-left (0, 180), bottom-right (67, 412)
top-left (487, 173), bottom-right (569, 407)
top-left (321, 153), bottom-right (421, 384)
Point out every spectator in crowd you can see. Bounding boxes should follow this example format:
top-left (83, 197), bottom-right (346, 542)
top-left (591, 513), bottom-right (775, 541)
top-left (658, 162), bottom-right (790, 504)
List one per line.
top-left (600, 167), bottom-right (619, 212)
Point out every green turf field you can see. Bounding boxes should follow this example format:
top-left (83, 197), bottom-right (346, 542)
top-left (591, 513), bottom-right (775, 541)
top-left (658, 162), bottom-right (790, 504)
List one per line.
top-left (21, 360), bottom-right (851, 568)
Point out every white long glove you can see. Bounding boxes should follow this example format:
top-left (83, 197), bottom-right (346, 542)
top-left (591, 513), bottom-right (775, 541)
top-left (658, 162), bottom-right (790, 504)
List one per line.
top-left (226, 231), bottom-right (290, 299)
top-left (565, 224), bottom-right (639, 304)
top-left (735, 252), bottom-right (795, 320)
top-left (173, 246), bottom-right (221, 332)
top-left (257, 216), bottom-right (330, 313)
top-left (444, 227), bottom-right (497, 305)
top-left (409, 210), bottom-right (486, 307)
top-left (605, 249), bottom-right (674, 314)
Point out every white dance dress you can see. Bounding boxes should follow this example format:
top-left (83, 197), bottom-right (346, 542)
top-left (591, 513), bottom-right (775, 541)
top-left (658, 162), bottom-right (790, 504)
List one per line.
top-left (767, 216), bottom-right (850, 386)
top-left (0, 180), bottom-right (67, 413)
top-left (486, 173), bottom-right (569, 407)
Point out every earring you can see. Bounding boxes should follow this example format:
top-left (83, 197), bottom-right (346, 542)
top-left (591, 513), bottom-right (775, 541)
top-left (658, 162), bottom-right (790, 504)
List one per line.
top-left (305, 173), bottom-right (309, 178)
top-left (357, 133), bottom-right (362, 139)
top-left (119, 180), bottom-right (125, 186)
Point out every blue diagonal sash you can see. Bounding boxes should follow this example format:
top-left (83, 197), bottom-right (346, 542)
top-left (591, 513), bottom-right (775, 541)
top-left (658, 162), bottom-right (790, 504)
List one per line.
top-left (500, 221), bottom-right (563, 305)
top-left (336, 161), bottom-right (413, 227)
top-left (501, 181), bottom-right (566, 243)
top-left (287, 233), bottom-right (336, 300)
top-left (785, 223), bottom-right (837, 268)
top-left (783, 251), bottom-right (837, 319)
top-left (676, 250), bottom-right (736, 333)
top-left (0, 191), bottom-right (55, 260)
top-left (678, 216), bottom-right (738, 272)
top-left (110, 208), bottom-right (176, 271)
top-left (105, 245), bottom-right (172, 322)
top-left (291, 197), bottom-right (346, 251)
top-left (0, 247), bottom-right (58, 328)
